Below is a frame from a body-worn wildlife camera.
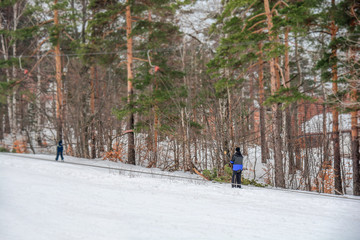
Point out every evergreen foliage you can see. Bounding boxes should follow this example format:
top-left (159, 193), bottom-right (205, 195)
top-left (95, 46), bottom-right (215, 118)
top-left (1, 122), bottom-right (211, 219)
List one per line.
top-left (203, 165), bottom-right (267, 187)
top-left (0, 146), bottom-right (9, 152)
top-left (87, 0), bottom-right (185, 136)
top-left (0, 0), bottom-right (359, 194)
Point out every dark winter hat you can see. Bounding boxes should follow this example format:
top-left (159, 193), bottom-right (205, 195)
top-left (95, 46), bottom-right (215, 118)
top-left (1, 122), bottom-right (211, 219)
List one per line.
top-left (236, 147), bottom-right (240, 152)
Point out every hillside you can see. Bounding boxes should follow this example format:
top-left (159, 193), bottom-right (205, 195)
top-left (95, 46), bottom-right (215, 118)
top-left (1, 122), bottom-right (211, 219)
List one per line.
top-left (1, 153), bottom-right (359, 240)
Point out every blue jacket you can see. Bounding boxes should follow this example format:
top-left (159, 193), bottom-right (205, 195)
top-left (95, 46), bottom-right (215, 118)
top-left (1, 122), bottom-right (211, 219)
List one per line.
top-left (230, 152), bottom-right (243, 171)
top-left (57, 141), bottom-right (63, 152)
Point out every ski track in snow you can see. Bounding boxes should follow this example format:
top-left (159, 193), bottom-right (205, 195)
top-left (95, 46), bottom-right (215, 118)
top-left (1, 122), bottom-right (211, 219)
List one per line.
top-left (0, 153), bottom-right (359, 240)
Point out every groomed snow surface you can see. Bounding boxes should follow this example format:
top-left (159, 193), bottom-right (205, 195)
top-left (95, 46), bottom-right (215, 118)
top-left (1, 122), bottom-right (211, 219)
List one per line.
top-left (1, 154), bottom-right (360, 240)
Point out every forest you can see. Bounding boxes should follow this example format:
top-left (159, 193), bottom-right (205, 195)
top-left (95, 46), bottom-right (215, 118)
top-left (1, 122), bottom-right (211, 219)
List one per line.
top-left (0, 0), bottom-right (359, 195)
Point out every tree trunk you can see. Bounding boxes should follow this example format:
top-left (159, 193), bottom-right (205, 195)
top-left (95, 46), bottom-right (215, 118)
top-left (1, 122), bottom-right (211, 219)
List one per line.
top-left (54, 0), bottom-right (63, 141)
top-left (350, 47), bottom-right (360, 196)
top-left (36, 50), bottom-right (43, 145)
top-left (304, 136), bottom-right (311, 191)
top-left (81, 0), bottom-right (87, 44)
top-left (227, 85), bottom-right (233, 151)
top-left (90, 65), bottom-right (96, 159)
top-left (0, 106), bottom-right (3, 140)
top-left (330, 18), bottom-right (342, 195)
top-left (151, 74), bottom-right (159, 167)
top-left (264, 0), bottom-right (285, 188)
top-left (126, 1), bottom-right (135, 165)
top-left (286, 107), bottom-right (295, 174)
top-left (70, 0), bottom-right (79, 40)
top-left (351, 109), bottom-right (360, 195)
top-left (0, 13), bottom-right (15, 136)
top-left (147, 10), bottom-right (158, 168)
top-left (4, 103), bottom-right (10, 134)
top-left (181, 109), bottom-right (187, 170)
top-left (174, 138), bottom-right (179, 170)
top-left (11, 2), bottom-right (18, 136)
top-left (284, 26), bottom-right (295, 174)
top-left (346, 16), bottom-right (360, 195)
top-left (320, 81), bottom-right (330, 193)
top-left (294, 30), bottom-right (303, 171)
top-left (258, 43), bottom-right (267, 164)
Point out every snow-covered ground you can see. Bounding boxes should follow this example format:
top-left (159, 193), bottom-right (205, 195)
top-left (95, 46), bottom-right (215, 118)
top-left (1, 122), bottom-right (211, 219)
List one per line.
top-left (303, 113), bottom-right (351, 133)
top-left (1, 153), bottom-right (360, 240)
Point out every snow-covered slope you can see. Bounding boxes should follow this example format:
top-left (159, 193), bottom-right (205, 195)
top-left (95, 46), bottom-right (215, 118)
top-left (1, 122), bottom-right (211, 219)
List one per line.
top-left (1, 153), bottom-right (359, 240)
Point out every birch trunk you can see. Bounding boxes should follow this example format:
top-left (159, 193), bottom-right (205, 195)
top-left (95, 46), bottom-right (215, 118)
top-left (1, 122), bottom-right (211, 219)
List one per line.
top-left (1, 7), bottom-right (15, 136)
top-left (11, 2), bottom-right (18, 136)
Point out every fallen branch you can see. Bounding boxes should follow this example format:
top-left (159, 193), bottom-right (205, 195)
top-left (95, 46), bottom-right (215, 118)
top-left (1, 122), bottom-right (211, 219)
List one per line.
top-left (193, 168), bottom-right (209, 181)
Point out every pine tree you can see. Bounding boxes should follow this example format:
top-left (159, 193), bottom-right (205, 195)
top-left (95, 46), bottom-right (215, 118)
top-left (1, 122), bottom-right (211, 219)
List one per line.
top-left (208, 0), bottom-right (269, 169)
top-left (0, 0), bottom-right (38, 137)
top-left (315, 0), bottom-right (360, 194)
top-left (25, 0), bottom-right (98, 154)
top-left (89, 0), bottom-right (183, 166)
top-left (209, 0), bottom-right (320, 188)
top-left (337, 0), bottom-right (360, 195)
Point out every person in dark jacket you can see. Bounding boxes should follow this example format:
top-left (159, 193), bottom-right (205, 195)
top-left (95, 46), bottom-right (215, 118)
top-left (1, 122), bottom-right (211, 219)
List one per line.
top-left (230, 147), bottom-right (243, 188)
top-left (56, 140), bottom-right (64, 161)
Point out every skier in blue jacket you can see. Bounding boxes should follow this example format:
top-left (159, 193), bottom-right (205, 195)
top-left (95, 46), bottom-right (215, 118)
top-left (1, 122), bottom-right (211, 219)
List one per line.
top-left (55, 140), bottom-right (64, 161)
top-left (230, 147), bottom-right (243, 188)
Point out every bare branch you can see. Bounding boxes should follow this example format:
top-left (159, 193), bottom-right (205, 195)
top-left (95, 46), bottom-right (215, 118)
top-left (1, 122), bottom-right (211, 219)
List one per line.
top-left (133, 57), bottom-right (148, 62)
top-left (38, 19), bottom-right (54, 27)
top-left (248, 20), bottom-right (267, 31)
top-left (275, 62), bottom-right (286, 86)
top-left (102, 26), bottom-right (126, 39)
top-left (117, 61), bottom-right (127, 67)
top-left (12, 49), bottom-right (52, 86)
top-left (30, 37), bottom-right (50, 57)
top-left (350, 4), bottom-right (360, 24)
top-left (63, 31), bottom-right (75, 42)
top-left (252, 28), bottom-right (267, 34)
top-left (248, 12), bottom-right (266, 22)
top-left (242, 1), bottom-right (257, 19)
top-left (271, 0), bottom-right (289, 12)
top-left (186, 33), bottom-right (203, 44)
